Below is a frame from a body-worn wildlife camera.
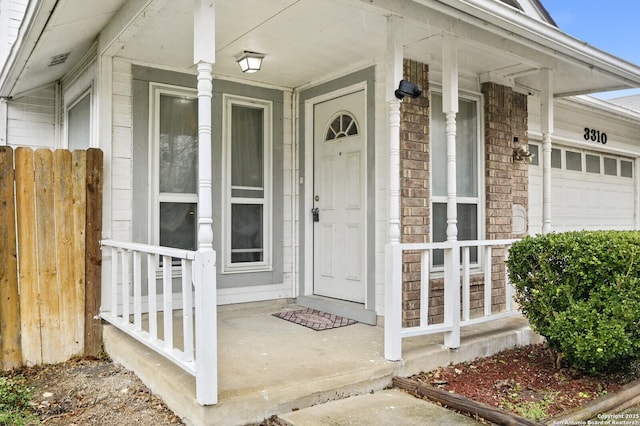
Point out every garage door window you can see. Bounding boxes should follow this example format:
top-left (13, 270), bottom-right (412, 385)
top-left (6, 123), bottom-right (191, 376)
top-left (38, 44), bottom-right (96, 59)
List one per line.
top-left (586, 154), bottom-right (600, 174)
top-left (604, 157), bottom-right (617, 176)
top-left (529, 144), bottom-right (539, 166)
top-left (566, 151), bottom-right (582, 171)
top-left (621, 160), bottom-right (633, 178)
top-left (551, 148), bottom-right (562, 168)
top-left (531, 144), bottom-right (634, 179)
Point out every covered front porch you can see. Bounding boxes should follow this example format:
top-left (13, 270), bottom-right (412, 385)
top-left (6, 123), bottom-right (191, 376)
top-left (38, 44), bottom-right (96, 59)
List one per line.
top-left (102, 298), bottom-right (540, 425)
top-left (5, 0), bottom-right (640, 421)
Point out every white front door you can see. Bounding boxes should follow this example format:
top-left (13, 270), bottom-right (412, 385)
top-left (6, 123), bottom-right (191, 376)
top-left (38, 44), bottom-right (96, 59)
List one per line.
top-left (313, 90), bottom-right (366, 303)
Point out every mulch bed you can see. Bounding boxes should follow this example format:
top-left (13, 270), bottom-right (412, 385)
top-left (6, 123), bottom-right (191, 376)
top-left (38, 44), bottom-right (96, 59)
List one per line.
top-left (399, 343), bottom-right (640, 423)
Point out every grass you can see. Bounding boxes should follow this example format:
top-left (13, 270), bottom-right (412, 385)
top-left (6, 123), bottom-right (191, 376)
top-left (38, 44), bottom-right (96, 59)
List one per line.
top-left (502, 399), bottom-right (551, 422)
top-left (499, 383), bottom-right (558, 422)
top-left (0, 375), bottom-right (36, 426)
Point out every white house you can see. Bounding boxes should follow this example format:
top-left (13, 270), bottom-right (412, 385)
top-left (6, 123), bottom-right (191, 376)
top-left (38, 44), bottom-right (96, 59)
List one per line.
top-left (2, 0), bottom-right (640, 422)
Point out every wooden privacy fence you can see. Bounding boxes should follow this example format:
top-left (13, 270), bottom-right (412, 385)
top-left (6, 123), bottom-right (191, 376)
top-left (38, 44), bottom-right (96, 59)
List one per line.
top-left (0, 146), bottom-right (103, 370)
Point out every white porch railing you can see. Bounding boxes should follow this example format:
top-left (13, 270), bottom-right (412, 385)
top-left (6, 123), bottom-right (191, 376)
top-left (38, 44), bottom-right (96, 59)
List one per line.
top-left (385, 239), bottom-right (519, 361)
top-left (100, 240), bottom-right (218, 405)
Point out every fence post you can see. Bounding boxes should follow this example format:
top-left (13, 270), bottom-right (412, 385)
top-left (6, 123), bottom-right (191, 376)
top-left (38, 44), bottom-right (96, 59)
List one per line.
top-left (84, 148), bottom-right (103, 357)
top-left (444, 242), bottom-right (461, 349)
top-left (194, 249), bottom-right (217, 405)
top-left (384, 243), bottom-right (403, 361)
top-left (0, 146), bottom-right (21, 369)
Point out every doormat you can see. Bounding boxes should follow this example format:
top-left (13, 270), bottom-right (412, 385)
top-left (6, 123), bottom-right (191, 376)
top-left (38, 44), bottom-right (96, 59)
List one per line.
top-left (272, 308), bottom-right (357, 331)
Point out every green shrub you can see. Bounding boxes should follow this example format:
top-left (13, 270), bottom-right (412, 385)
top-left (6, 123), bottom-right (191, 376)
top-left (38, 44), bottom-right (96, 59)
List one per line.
top-left (506, 231), bottom-right (640, 373)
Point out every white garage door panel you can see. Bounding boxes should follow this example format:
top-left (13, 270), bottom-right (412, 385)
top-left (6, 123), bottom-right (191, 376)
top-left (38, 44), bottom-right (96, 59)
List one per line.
top-left (528, 146), bottom-right (635, 235)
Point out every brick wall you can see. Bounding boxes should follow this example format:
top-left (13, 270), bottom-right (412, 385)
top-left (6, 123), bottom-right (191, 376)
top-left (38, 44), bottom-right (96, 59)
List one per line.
top-left (398, 76), bottom-right (528, 325)
top-left (482, 82), bottom-right (528, 313)
top-left (400, 60), bottom-right (429, 327)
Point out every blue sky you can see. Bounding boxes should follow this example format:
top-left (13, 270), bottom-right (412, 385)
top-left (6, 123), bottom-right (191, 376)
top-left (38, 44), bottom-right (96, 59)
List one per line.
top-left (541, 0), bottom-right (640, 99)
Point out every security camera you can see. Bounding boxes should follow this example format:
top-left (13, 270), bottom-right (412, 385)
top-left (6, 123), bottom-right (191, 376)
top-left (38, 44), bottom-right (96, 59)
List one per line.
top-left (395, 80), bottom-right (423, 100)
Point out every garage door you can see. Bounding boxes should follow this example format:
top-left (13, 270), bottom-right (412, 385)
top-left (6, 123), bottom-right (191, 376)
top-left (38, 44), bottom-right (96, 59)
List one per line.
top-left (529, 143), bottom-right (636, 235)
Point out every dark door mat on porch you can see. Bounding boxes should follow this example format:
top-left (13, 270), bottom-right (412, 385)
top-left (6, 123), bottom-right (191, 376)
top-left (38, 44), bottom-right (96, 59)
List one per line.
top-left (272, 308), bottom-right (358, 331)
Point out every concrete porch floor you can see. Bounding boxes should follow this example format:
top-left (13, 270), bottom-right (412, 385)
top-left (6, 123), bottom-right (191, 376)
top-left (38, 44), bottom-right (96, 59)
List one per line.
top-left (102, 299), bottom-right (543, 426)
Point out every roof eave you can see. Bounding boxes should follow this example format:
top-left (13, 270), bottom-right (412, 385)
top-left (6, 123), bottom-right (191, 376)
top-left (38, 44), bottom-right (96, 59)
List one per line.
top-left (432, 0), bottom-right (640, 94)
top-left (0, 0), bottom-right (57, 98)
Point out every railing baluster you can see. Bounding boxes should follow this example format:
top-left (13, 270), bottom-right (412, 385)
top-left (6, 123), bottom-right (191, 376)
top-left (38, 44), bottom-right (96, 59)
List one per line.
top-left (133, 251), bottom-right (142, 331)
top-left (100, 241), bottom-right (213, 403)
top-left (484, 246), bottom-right (492, 317)
top-left (182, 259), bottom-right (194, 362)
top-left (383, 239), bottom-right (520, 362)
top-left (163, 256), bottom-right (173, 350)
top-left (505, 244), bottom-right (513, 312)
top-left (419, 249), bottom-right (430, 327)
top-left (110, 247), bottom-right (119, 318)
top-left (148, 254), bottom-right (158, 341)
top-left (462, 246), bottom-right (470, 321)
top-left (122, 249), bottom-right (130, 323)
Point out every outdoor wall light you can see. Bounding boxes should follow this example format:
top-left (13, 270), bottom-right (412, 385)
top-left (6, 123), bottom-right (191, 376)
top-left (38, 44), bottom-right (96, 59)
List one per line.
top-left (235, 51), bottom-right (265, 73)
top-left (394, 80), bottom-right (423, 100)
top-left (513, 145), bottom-right (534, 163)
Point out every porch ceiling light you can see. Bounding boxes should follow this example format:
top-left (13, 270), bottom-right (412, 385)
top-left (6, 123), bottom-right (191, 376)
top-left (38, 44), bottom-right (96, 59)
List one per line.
top-left (235, 51), bottom-right (265, 73)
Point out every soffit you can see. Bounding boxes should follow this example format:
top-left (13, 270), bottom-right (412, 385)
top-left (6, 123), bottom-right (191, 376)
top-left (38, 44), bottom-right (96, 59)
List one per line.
top-left (5, 0), bottom-right (128, 96)
top-left (3, 0), bottom-right (640, 97)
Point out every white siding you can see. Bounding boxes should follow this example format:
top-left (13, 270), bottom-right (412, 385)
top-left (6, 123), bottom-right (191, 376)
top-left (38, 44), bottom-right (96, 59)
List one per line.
top-left (111, 57), bottom-right (133, 242)
top-left (6, 85), bottom-right (56, 148)
top-left (0, 0), bottom-right (28, 66)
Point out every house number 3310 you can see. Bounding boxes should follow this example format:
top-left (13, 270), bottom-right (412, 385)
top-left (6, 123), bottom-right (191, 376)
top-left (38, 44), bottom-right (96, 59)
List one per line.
top-left (584, 127), bottom-right (608, 144)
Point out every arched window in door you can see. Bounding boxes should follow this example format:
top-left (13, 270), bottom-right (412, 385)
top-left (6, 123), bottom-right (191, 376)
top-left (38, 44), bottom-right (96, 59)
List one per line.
top-left (325, 112), bottom-right (359, 141)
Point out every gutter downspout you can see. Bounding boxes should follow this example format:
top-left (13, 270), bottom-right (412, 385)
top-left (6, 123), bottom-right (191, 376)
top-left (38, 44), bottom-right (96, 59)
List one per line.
top-left (0, 98), bottom-right (7, 146)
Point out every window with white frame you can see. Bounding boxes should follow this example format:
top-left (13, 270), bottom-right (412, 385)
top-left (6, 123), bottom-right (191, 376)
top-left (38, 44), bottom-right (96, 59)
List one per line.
top-left (150, 84), bottom-right (198, 252)
top-left (431, 92), bottom-right (482, 266)
top-left (223, 95), bottom-right (272, 272)
top-left (67, 91), bottom-right (91, 150)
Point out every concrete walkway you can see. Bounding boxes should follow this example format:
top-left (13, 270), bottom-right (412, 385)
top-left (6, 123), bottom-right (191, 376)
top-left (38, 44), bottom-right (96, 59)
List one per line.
top-left (103, 300), bottom-right (541, 426)
top-left (280, 389), bottom-right (482, 425)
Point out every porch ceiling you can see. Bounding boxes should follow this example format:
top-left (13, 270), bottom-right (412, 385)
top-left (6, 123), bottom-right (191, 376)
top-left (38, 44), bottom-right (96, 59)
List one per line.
top-left (115, 0), bottom-right (640, 96)
top-left (3, 0), bottom-right (640, 98)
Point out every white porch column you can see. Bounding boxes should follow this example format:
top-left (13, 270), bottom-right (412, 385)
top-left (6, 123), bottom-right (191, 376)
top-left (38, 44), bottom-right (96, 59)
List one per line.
top-left (387, 16), bottom-right (403, 244)
top-left (442, 34), bottom-right (459, 243)
top-left (384, 15), bottom-right (403, 361)
top-left (193, 0), bottom-right (217, 406)
top-left (442, 34), bottom-right (460, 349)
top-left (540, 68), bottom-right (554, 235)
top-left (196, 62), bottom-right (214, 249)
